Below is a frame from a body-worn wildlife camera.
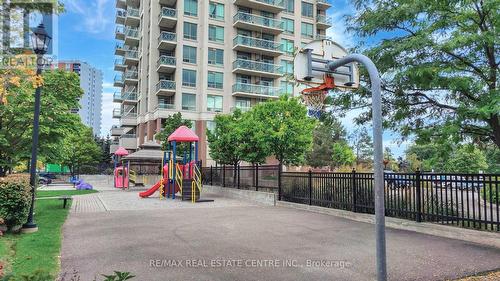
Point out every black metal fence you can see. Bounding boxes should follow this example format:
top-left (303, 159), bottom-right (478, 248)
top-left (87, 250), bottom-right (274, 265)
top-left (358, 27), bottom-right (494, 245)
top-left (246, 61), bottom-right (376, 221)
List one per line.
top-left (202, 165), bottom-right (499, 231)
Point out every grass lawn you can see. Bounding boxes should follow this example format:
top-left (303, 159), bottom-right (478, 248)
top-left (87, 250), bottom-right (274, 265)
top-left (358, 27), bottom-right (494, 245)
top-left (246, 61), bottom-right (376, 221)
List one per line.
top-left (36, 189), bottom-right (98, 198)
top-left (1, 190), bottom-right (96, 279)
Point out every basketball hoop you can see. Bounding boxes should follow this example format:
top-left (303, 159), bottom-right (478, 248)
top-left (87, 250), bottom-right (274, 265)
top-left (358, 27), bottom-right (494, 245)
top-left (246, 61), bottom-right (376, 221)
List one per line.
top-left (301, 75), bottom-right (335, 118)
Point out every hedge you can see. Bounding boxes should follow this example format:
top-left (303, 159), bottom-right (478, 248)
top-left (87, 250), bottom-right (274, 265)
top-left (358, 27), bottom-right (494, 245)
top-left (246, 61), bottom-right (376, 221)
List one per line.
top-left (0, 174), bottom-right (31, 229)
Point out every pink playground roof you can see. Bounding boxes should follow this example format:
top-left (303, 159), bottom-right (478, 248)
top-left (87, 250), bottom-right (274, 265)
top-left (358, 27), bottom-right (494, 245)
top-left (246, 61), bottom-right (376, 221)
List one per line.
top-left (168, 126), bottom-right (199, 142)
top-left (114, 147), bottom-right (129, 156)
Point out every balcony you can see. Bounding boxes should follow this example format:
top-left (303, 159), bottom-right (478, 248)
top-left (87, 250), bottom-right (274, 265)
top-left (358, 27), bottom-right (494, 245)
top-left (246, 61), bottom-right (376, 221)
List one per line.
top-left (113, 91), bottom-right (123, 103)
top-left (232, 59), bottom-right (283, 78)
top-left (113, 75), bottom-right (124, 87)
top-left (157, 55), bottom-right (176, 73)
top-left (111, 126), bottom-right (123, 137)
top-left (124, 50), bottom-right (139, 65)
top-left (115, 25), bottom-right (125, 40)
top-left (115, 42), bottom-right (125, 56)
top-left (124, 70), bottom-right (138, 84)
top-left (110, 141), bottom-right (119, 153)
top-left (119, 134), bottom-right (137, 149)
top-left (125, 7), bottom-right (140, 26)
top-left (157, 103), bottom-right (175, 110)
top-left (233, 35), bottom-right (283, 56)
top-left (233, 12), bottom-right (283, 35)
top-left (233, 0), bottom-right (284, 13)
top-left (155, 80), bottom-right (176, 96)
top-left (317, 0), bottom-right (332, 9)
top-left (158, 7), bottom-right (177, 28)
top-left (231, 106), bottom-right (251, 113)
top-left (116, 0), bottom-right (126, 9)
top-left (124, 28), bottom-right (139, 45)
top-left (315, 34), bottom-right (332, 41)
top-left (114, 58), bottom-right (126, 71)
top-left (116, 9), bottom-right (126, 24)
top-left (112, 108), bottom-right (122, 118)
top-left (120, 111), bottom-right (138, 127)
top-left (232, 83), bottom-right (281, 98)
top-left (122, 90), bottom-right (138, 103)
top-left (316, 15), bottom-right (332, 29)
top-left (158, 31), bottom-right (176, 51)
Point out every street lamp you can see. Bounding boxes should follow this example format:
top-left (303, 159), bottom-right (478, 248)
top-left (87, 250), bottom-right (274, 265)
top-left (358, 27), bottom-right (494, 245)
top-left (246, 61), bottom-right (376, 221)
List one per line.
top-left (22, 23), bottom-right (51, 232)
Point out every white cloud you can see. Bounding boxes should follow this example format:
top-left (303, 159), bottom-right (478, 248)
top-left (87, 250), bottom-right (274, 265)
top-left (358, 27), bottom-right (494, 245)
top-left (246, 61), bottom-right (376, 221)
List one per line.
top-left (65, 0), bottom-right (113, 35)
top-left (326, 2), bottom-right (356, 48)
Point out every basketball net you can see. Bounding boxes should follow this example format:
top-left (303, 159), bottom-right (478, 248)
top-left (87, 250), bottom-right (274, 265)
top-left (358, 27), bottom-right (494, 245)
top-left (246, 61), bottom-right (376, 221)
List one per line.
top-left (301, 75), bottom-right (335, 118)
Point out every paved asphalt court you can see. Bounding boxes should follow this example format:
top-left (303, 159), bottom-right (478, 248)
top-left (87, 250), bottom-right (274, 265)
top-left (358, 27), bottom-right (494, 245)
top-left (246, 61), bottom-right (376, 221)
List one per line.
top-left (60, 189), bottom-right (500, 281)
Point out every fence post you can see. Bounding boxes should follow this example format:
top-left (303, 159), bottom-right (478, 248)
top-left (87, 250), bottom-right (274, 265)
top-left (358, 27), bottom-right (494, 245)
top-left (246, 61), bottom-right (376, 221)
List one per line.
top-left (352, 168), bottom-right (357, 212)
top-left (222, 164), bottom-right (225, 187)
top-left (415, 169), bottom-right (422, 222)
top-left (278, 164), bottom-right (282, 200)
top-left (210, 165), bottom-right (213, 186)
top-left (237, 164), bottom-right (241, 189)
top-left (255, 164), bottom-right (259, 191)
top-left (308, 169), bottom-right (312, 205)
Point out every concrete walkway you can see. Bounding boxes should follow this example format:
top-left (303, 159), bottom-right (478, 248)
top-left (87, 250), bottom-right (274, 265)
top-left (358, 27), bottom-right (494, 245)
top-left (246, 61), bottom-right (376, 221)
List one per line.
top-left (59, 186), bottom-right (500, 281)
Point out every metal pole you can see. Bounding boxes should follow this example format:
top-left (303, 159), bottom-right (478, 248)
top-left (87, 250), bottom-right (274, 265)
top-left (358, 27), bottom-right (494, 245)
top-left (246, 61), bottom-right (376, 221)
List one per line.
top-left (23, 58), bottom-right (43, 231)
top-left (327, 54), bottom-right (386, 281)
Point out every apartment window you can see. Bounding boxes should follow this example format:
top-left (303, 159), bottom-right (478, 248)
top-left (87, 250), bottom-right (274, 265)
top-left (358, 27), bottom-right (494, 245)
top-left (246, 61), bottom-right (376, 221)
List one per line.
top-left (236, 74), bottom-right (251, 84)
top-left (183, 45), bottom-right (197, 63)
top-left (209, 2), bottom-right (224, 20)
top-left (208, 25), bottom-right (224, 43)
top-left (184, 0), bottom-right (198, 16)
top-left (283, 18), bottom-right (294, 34)
top-left (183, 22), bottom-right (197, 40)
top-left (208, 48), bottom-right (224, 66)
top-left (207, 71), bottom-right (223, 89)
top-left (207, 95), bottom-right (223, 112)
top-left (284, 0), bottom-right (294, 13)
top-left (207, 120), bottom-right (216, 132)
top-left (182, 69), bottom-right (196, 87)
top-left (301, 1), bottom-right (313, 18)
top-left (281, 60), bottom-right (293, 74)
top-left (235, 98), bottom-right (251, 109)
top-left (182, 93), bottom-right (196, 111)
top-left (281, 81), bottom-right (294, 95)
top-left (301, 22), bottom-right (313, 38)
top-left (281, 38), bottom-right (294, 55)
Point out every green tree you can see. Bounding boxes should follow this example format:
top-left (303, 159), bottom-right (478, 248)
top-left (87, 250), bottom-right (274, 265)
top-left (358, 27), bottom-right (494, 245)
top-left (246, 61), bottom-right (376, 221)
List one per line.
top-left (0, 70), bottom-right (82, 176)
top-left (331, 141), bottom-right (355, 168)
top-left (252, 96), bottom-right (316, 166)
top-left (445, 145), bottom-right (488, 173)
top-left (349, 127), bottom-right (373, 166)
top-left (59, 126), bottom-right (102, 177)
top-left (237, 110), bottom-right (270, 165)
top-left (333, 1), bottom-right (500, 148)
top-left (307, 112), bottom-right (347, 168)
top-left (156, 112), bottom-right (192, 151)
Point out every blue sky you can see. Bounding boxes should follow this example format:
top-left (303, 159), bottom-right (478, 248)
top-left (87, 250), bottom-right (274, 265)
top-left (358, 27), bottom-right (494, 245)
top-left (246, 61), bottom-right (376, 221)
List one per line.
top-left (57, 0), bottom-right (409, 157)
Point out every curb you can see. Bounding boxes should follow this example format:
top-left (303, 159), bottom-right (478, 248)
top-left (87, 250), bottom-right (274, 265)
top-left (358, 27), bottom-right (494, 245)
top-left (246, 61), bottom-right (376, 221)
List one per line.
top-left (276, 201), bottom-right (500, 249)
top-left (203, 185), bottom-right (276, 206)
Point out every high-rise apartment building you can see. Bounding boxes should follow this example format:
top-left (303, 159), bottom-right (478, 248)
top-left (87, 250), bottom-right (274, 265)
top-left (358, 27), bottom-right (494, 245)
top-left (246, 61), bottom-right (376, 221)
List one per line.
top-left (53, 60), bottom-right (103, 134)
top-left (111, 0), bottom-right (332, 164)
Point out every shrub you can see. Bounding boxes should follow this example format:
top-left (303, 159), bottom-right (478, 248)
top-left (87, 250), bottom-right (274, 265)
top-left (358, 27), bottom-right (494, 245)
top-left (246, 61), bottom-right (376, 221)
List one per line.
top-left (0, 174), bottom-right (31, 229)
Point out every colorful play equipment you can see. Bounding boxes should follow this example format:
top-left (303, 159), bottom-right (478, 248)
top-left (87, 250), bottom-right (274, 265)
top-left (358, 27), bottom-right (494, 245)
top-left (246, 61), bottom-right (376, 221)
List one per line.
top-left (139, 126), bottom-right (203, 203)
top-left (113, 147), bottom-right (129, 189)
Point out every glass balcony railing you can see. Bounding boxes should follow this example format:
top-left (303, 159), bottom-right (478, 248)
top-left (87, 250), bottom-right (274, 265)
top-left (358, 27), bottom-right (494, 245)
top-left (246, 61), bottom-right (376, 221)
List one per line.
top-left (233, 12), bottom-right (284, 30)
top-left (157, 55), bottom-right (176, 67)
top-left (116, 9), bottom-right (126, 18)
top-left (121, 133), bottom-right (136, 138)
top-left (316, 15), bottom-right (332, 25)
top-left (115, 25), bottom-right (124, 34)
top-left (254, 0), bottom-right (284, 8)
top-left (317, 0), bottom-right (330, 5)
top-left (158, 103), bottom-right (175, 109)
top-left (113, 92), bottom-right (123, 101)
top-left (112, 109), bottom-right (121, 118)
top-left (114, 58), bottom-right (125, 66)
top-left (124, 50), bottom-right (138, 59)
top-left (124, 70), bottom-right (138, 80)
top-left (315, 34), bottom-right (332, 40)
top-left (122, 91), bottom-right (138, 101)
top-left (231, 106), bottom-right (251, 113)
top-left (159, 31), bottom-right (176, 43)
top-left (233, 35), bottom-right (283, 52)
top-left (156, 80), bottom-right (176, 92)
top-left (159, 7), bottom-right (176, 19)
top-left (114, 75), bottom-right (123, 83)
top-left (233, 59), bottom-right (283, 75)
top-left (125, 28), bottom-right (139, 38)
top-left (232, 83), bottom-right (281, 97)
top-left (126, 8), bottom-right (140, 18)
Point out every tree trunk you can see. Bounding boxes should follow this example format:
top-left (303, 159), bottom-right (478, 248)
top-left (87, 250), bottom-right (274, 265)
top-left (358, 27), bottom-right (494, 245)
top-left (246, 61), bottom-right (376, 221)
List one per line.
top-left (488, 114), bottom-right (500, 149)
top-left (233, 162), bottom-right (237, 187)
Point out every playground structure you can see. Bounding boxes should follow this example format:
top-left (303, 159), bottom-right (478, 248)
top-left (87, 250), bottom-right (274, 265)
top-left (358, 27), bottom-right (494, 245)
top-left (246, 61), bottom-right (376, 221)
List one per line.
top-left (113, 147), bottom-right (129, 189)
top-left (139, 126), bottom-right (203, 203)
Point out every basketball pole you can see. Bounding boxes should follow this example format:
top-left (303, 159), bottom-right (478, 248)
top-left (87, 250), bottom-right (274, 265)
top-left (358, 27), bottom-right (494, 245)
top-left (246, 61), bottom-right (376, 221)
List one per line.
top-left (326, 55), bottom-right (387, 281)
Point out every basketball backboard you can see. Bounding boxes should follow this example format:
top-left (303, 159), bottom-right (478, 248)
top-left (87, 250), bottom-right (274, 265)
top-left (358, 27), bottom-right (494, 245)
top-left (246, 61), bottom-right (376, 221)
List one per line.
top-left (294, 39), bottom-right (360, 92)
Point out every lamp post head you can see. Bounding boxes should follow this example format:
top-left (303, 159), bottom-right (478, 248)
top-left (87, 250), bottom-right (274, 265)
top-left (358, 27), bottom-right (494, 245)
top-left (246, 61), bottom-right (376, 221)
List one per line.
top-left (31, 23), bottom-right (52, 55)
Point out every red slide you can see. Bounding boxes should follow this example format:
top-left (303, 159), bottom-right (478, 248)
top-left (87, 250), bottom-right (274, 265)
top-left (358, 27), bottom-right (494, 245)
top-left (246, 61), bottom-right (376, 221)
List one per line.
top-left (139, 180), bottom-right (162, 198)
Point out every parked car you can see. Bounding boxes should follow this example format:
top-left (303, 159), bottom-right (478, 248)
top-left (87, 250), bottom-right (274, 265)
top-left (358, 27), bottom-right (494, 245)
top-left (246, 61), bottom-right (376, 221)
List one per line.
top-left (38, 176), bottom-right (52, 185)
top-left (39, 173), bottom-right (57, 180)
top-left (384, 170), bottom-right (410, 189)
